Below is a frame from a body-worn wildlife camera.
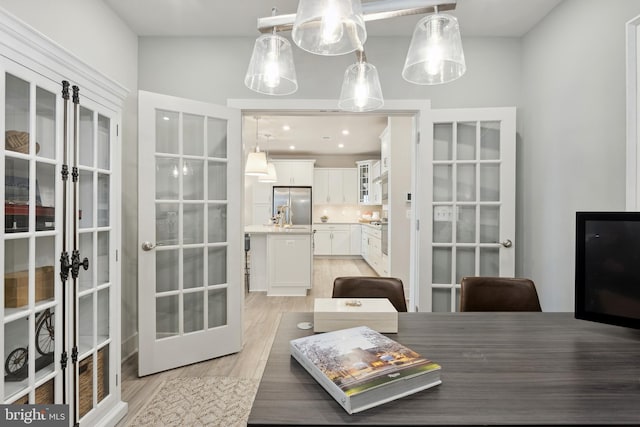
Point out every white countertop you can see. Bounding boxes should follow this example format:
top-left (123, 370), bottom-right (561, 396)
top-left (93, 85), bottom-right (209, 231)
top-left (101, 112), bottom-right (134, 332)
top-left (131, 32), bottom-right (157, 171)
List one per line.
top-left (245, 224), bottom-right (313, 234)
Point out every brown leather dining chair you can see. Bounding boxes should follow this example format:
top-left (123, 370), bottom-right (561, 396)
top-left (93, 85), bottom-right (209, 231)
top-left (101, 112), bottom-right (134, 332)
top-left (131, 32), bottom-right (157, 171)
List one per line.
top-left (459, 276), bottom-right (542, 312)
top-left (332, 276), bottom-right (408, 312)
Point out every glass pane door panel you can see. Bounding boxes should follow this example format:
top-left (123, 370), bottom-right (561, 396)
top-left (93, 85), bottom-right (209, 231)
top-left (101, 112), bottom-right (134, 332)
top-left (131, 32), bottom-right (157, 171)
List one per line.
top-left (156, 203), bottom-right (179, 245)
top-left (156, 295), bottom-right (179, 339)
top-left (433, 206), bottom-right (452, 243)
top-left (433, 165), bottom-right (452, 202)
top-left (35, 162), bottom-right (55, 231)
top-left (480, 121), bottom-right (500, 160)
top-left (183, 291), bottom-right (204, 333)
top-left (79, 170), bottom-right (94, 229)
top-left (480, 164), bottom-right (500, 201)
top-left (432, 247), bottom-right (452, 284)
top-left (183, 159), bottom-right (204, 200)
top-left (183, 248), bottom-right (204, 290)
top-left (79, 107), bottom-right (94, 167)
top-left (79, 233), bottom-right (94, 291)
top-left (208, 205), bottom-right (227, 243)
top-left (97, 173), bottom-right (110, 227)
top-left (99, 344), bottom-right (110, 403)
top-left (78, 294), bottom-right (94, 355)
top-left (208, 288), bottom-right (227, 328)
top-left (480, 206), bottom-right (500, 243)
top-left (35, 307), bottom-right (55, 359)
top-left (36, 379), bottom-right (55, 404)
top-left (433, 123), bottom-right (452, 161)
top-left (183, 114), bottom-right (204, 156)
top-left (155, 110), bottom-right (179, 154)
top-left (207, 117), bottom-right (227, 158)
top-left (4, 318), bottom-right (29, 398)
top-left (156, 157), bottom-right (180, 200)
top-left (456, 248), bottom-right (476, 283)
top-left (432, 288), bottom-right (452, 312)
top-left (78, 354), bottom-right (94, 418)
top-left (5, 74), bottom-right (30, 153)
top-left (4, 239), bottom-right (29, 311)
top-left (183, 204), bottom-right (204, 244)
top-left (97, 231), bottom-right (109, 285)
top-left (456, 206), bottom-right (476, 243)
top-left (35, 236), bottom-right (55, 305)
top-left (156, 249), bottom-right (179, 293)
top-left (457, 164), bottom-right (476, 202)
top-left (208, 161), bottom-right (227, 200)
top-left (480, 248), bottom-right (499, 276)
top-left (97, 115), bottom-right (110, 169)
top-left (97, 288), bottom-right (110, 344)
top-left (36, 87), bottom-right (56, 159)
top-left (5, 158), bottom-right (30, 233)
top-left (208, 247), bottom-right (227, 286)
top-left (456, 122), bottom-right (476, 160)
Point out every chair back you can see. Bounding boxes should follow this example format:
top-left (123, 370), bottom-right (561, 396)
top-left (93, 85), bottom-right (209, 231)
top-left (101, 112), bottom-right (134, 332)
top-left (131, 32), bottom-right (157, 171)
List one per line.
top-left (459, 276), bottom-right (542, 312)
top-left (332, 276), bottom-right (408, 312)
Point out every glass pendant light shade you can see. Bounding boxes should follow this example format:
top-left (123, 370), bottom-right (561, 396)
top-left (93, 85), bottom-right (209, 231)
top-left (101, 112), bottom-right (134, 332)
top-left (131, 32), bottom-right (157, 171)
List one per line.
top-left (339, 59), bottom-right (383, 112)
top-left (258, 162), bottom-right (278, 183)
top-left (292, 0), bottom-right (367, 56)
top-left (245, 33), bottom-right (298, 95)
top-left (402, 13), bottom-right (466, 85)
top-left (245, 150), bottom-right (268, 176)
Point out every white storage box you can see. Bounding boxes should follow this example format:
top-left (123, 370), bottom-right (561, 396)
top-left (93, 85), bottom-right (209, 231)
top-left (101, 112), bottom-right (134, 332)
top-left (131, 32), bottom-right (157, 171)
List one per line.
top-left (313, 298), bottom-right (398, 333)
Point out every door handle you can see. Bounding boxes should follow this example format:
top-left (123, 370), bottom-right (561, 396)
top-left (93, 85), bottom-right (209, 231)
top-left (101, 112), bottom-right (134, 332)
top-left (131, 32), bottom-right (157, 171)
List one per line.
top-left (501, 239), bottom-right (513, 248)
top-left (141, 241), bottom-right (156, 251)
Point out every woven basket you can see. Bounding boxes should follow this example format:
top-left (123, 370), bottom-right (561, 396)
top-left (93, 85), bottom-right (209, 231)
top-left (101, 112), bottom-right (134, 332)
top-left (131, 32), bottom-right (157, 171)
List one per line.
top-left (5, 130), bottom-right (40, 154)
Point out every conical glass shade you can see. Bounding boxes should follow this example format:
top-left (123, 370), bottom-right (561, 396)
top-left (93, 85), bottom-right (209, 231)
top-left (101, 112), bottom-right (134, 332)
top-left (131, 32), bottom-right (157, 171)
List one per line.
top-left (292, 0), bottom-right (366, 56)
top-left (245, 151), bottom-right (268, 176)
top-left (245, 33), bottom-right (298, 95)
top-left (258, 162), bottom-right (278, 183)
top-left (338, 61), bottom-right (384, 112)
top-left (402, 13), bottom-right (466, 85)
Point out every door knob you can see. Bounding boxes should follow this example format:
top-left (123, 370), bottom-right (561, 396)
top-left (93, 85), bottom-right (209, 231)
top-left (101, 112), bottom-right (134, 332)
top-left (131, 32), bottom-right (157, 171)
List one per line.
top-left (141, 241), bottom-right (156, 251)
top-left (501, 239), bottom-right (513, 248)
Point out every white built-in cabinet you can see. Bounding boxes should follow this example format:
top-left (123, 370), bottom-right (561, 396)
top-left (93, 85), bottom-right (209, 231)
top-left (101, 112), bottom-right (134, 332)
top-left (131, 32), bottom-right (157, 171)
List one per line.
top-left (372, 161), bottom-right (382, 205)
top-left (272, 159), bottom-right (315, 186)
top-left (361, 224), bottom-right (388, 276)
top-left (267, 234), bottom-right (312, 296)
top-left (356, 160), bottom-right (381, 206)
top-left (349, 224), bottom-right (361, 255)
top-left (380, 123), bottom-right (390, 175)
top-left (313, 224), bottom-right (350, 255)
top-left (0, 9), bottom-right (127, 426)
top-left (313, 168), bottom-right (357, 205)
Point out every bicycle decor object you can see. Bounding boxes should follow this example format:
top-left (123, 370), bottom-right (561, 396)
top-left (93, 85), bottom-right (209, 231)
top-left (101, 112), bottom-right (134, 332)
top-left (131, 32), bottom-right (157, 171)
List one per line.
top-left (4, 308), bottom-right (55, 380)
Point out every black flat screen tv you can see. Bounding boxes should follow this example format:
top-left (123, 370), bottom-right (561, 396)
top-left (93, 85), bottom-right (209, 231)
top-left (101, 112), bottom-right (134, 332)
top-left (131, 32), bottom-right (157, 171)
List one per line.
top-left (575, 212), bottom-right (640, 329)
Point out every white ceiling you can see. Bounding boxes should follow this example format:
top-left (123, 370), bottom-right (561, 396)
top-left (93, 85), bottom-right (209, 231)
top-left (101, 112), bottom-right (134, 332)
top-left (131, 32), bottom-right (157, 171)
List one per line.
top-left (103, 0), bottom-right (563, 156)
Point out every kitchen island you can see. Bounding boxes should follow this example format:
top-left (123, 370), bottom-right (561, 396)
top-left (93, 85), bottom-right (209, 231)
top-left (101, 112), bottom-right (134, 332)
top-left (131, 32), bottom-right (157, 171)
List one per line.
top-left (245, 225), bottom-right (313, 296)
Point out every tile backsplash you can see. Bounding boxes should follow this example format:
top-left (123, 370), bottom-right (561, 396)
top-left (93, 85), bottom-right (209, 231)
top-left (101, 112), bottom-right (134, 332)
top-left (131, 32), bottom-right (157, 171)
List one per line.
top-left (313, 204), bottom-right (384, 223)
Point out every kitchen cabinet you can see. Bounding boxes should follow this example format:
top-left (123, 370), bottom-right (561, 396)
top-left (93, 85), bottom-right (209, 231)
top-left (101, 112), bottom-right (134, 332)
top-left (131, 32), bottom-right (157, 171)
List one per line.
top-left (349, 224), bottom-right (361, 255)
top-left (313, 224), bottom-right (350, 255)
top-left (272, 159), bottom-right (315, 186)
top-left (313, 168), bottom-right (357, 205)
top-left (361, 224), bottom-right (387, 276)
top-left (0, 11), bottom-right (126, 426)
top-left (380, 123), bottom-right (390, 174)
top-left (356, 160), bottom-right (381, 206)
top-left (372, 161), bottom-right (382, 205)
top-left (268, 233), bottom-right (312, 296)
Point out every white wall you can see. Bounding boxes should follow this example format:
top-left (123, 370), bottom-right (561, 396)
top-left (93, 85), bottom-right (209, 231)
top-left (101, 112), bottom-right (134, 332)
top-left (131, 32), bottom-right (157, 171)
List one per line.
top-left (0, 0), bottom-right (140, 357)
top-left (519, 0), bottom-right (640, 311)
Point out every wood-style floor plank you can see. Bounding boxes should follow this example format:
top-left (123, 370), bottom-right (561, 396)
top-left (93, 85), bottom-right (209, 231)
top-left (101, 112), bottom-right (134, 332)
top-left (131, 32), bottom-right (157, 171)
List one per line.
top-left (117, 258), bottom-right (376, 426)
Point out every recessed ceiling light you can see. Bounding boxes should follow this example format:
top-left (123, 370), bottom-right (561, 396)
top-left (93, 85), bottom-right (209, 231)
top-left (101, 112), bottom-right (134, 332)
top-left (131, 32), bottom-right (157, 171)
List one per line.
top-left (342, 129), bottom-right (349, 135)
top-left (338, 143), bottom-right (345, 148)
top-left (163, 116), bottom-right (170, 121)
top-left (282, 125), bottom-right (290, 131)
top-left (289, 145), bottom-right (296, 150)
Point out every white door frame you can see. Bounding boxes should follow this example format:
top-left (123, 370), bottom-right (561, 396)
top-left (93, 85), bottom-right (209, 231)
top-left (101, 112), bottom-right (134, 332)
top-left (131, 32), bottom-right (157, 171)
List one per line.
top-left (228, 99), bottom-right (430, 311)
top-left (626, 14), bottom-right (640, 210)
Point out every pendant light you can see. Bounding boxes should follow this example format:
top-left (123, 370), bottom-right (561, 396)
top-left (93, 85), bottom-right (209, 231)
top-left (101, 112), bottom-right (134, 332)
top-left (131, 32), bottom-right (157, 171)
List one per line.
top-left (245, 9), bottom-right (298, 95)
top-left (259, 134), bottom-right (278, 183)
top-left (292, 0), bottom-right (367, 56)
top-left (402, 8), bottom-right (466, 85)
top-left (245, 117), bottom-right (269, 176)
top-left (338, 50), bottom-right (383, 112)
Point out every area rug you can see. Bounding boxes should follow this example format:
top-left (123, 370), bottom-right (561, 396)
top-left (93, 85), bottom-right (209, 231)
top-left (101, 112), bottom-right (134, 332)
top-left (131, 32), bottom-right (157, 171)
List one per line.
top-left (129, 376), bottom-right (259, 427)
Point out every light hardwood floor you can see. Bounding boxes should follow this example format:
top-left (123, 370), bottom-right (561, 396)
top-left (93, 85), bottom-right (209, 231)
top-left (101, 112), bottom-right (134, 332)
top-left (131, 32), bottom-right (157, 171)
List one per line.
top-left (116, 258), bottom-right (376, 426)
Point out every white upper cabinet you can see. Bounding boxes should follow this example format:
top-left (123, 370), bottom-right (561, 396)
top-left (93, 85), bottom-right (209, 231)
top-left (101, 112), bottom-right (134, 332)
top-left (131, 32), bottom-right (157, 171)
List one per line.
top-left (380, 123), bottom-right (390, 174)
top-left (356, 160), bottom-right (381, 205)
top-left (272, 159), bottom-right (315, 186)
top-left (313, 168), bottom-right (357, 205)
top-left (313, 169), bottom-right (329, 204)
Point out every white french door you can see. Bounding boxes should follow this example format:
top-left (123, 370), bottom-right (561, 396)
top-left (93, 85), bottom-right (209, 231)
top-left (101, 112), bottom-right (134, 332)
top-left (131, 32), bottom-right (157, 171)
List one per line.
top-left (137, 91), bottom-right (242, 376)
top-left (418, 107), bottom-right (516, 312)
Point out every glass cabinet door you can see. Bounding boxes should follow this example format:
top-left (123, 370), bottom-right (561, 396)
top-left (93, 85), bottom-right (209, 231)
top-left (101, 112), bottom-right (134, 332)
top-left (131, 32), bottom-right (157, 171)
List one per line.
top-left (2, 67), bottom-right (60, 405)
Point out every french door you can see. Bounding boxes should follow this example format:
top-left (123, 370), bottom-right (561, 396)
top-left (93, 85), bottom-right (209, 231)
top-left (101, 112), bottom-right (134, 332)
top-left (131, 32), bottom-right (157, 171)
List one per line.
top-left (137, 91), bottom-right (242, 376)
top-left (419, 107), bottom-right (516, 312)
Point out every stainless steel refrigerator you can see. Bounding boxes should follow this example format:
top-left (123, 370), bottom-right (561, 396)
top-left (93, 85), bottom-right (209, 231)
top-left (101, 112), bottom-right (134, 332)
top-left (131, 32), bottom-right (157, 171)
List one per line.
top-left (272, 186), bottom-right (312, 225)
